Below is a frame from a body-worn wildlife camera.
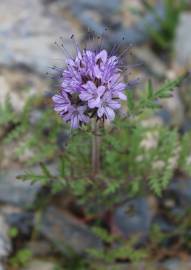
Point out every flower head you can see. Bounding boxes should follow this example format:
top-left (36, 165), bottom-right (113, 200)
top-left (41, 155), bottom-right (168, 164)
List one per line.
top-left (52, 39), bottom-right (130, 128)
top-left (63, 105), bottom-right (89, 129)
top-left (79, 81), bottom-right (105, 109)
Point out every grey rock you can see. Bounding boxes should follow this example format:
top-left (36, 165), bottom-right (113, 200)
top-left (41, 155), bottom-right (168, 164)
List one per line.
top-left (97, 262), bottom-right (160, 270)
top-left (109, 261), bottom-right (191, 270)
top-left (153, 215), bottom-right (175, 233)
top-left (45, 0), bottom-right (166, 47)
top-left (160, 90), bottom-right (185, 128)
top-left (67, 0), bottom-right (121, 13)
top-left (22, 259), bottom-right (55, 270)
top-left (0, 265), bottom-right (5, 270)
top-left (0, 215), bottom-right (11, 261)
top-left (0, 0), bottom-right (79, 74)
top-left (96, 263), bottom-right (130, 270)
top-left (181, 119), bottom-right (191, 133)
top-left (0, 69), bottom-right (49, 115)
top-left (162, 258), bottom-right (191, 270)
top-left (133, 47), bottom-right (168, 78)
top-left (158, 179), bottom-right (191, 221)
top-left (0, 206), bottom-right (33, 237)
top-left (0, 170), bottom-right (40, 207)
top-left (0, 164), bottom-right (58, 206)
top-left (174, 13), bottom-right (191, 68)
top-left (168, 179), bottom-right (191, 206)
top-left (113, 198), bottom-right (151, 238)
top-left (6, 212), bottom-right (33, 236)
top-left (110, 1), bottom-right (167, 45)
top-left (27, 240), bottom-right (52, 257)
top-left (156, 110), bottom-right (172, 126)
top-left (71, 1), bottom-right (166, 45)
top-left (40, 206), bottom-right (102, 254)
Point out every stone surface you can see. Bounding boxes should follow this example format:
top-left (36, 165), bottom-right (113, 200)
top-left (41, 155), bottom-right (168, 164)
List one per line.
top-left (70, 0), bottom-right (166, 45)
top-left (0, 0), bottom-right (80, 74)
top-left (0, 206), bottom-right (33, 237)
top-left (40, 206), bottom-right (102, 254)
top-left (153, 215), bottom-right (175, 233)
top-left (0, 69), bottom-right (48, 112)
top-left (22, 259), bottom-right (55, 270)
top-left (134, 47), bottom-right (168, 78)
top-left (0, 169), bottom-right (40, 207)
top-left (45, 0), bottom-right (167, 47)
top-left (0, 215), bottom-right (11, 261)
top-left (174, 13), bottom-right (191, 68)
top-left (167, 178), bottom-right (191, 207)
top-left (6, 212), bottom-right (33, 236)
top-left (0, 265), bottom-right (5, 270)
top-left (162, 258), bottom-right (191, 270)
top-left (27, 240), bottom-right (52, 257)
top-left (112, 198), bottom-right (151, 239)
top-left (98, 261), bottom-right (191, 270)
top-left (58, 0), bottom-right (121, 15)
top-left (0, 164), bottom-right (58, 206)
top-left (160, 90), bottom-right (184, 127)
top-left (155, 179), bottom-right (191, 228)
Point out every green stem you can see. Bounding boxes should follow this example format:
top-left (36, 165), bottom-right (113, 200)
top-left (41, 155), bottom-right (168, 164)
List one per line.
top-left (91, 119), bottom-right (101, 177)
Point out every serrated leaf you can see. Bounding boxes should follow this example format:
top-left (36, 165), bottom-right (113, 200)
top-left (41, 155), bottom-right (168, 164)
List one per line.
top-left (147, 79), bottom-right (154, 98)
top-left (127, 90), bottom-right (134, 111)
top-left (155, 73), bottom-right (188, 98)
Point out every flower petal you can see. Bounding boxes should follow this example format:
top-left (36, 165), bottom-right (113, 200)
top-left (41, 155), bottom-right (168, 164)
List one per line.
top-left (97, 86), bottom-right (105, 96)
top-left (97, 106), bottom-right (105, 118)
top-left (78, 105), bottom-right (87, 113)
top-left (54, 105), bottom-right (68, 112)
top-left (83, 81), bottom-right (97, 92)
top-left (105, 107), bottom-right (115, 121)
top-left (71, 115), bottom-right (79, 129)
top-left (52, 94), bottom-right (66, 104)
top-left (115, 83), bottom-right (126, 91)
top-left (108, 100), bottom-right (121, 110)
top-left (88, 97), bottom-right (100, 108)
top-left (79, 114), bottom-right (89, 123)
top-left (94, 65), bottom-right (102, 78)
top-left (79, 92), bottom-right (92, 101)
top-left (110, 74), bottom-right (120, 85)
top-left (96, 50), bottom-right (108, 64)
top-left (108, 56), bottom-right (118, 65)
top-left (118, 92), bottom-right (127, 100)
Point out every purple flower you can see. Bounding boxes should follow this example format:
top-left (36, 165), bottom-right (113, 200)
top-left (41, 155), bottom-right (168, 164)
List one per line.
top-left (52, 44), bottom-right (129, 128)
top-left (79, 81), bottom-right (105, 108)
top-left (52, 93), bottom-right (70, 113)
top-left (109, 74), bottom-right (127, 100)
top-left (63, 105), bottom-right (89, 129)
top-left (97, 92), bottom-right (121, 121)
top-left (95, 50), bottom-right (108, 65)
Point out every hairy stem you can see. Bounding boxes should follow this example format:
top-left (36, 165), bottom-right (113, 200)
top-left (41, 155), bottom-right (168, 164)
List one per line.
top-left (91, 119), bottom-right (101, 177)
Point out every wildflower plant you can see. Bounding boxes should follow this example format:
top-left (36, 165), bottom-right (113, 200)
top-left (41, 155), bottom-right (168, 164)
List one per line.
top-left (50, 35), bottom-right (188, 184)
top-left (1, 33), bottom-right (191, 267)
top-left (1, 35), bottom-right (189, 194)
top-left (51, 35), bottom-right (138, 176)
top-left (52, 47), bottom-right (127, 128)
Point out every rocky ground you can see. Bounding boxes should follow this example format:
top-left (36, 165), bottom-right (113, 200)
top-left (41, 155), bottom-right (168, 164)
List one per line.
top-left (0, 0), bottom-right (191, 269)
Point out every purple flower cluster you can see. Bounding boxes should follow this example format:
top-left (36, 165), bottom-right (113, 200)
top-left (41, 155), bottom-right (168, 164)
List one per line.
top-left (52, 49), bottom-right (127, 128)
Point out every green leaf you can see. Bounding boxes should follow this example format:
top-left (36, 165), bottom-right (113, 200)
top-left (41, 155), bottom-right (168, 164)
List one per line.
top-left (127, 90), bottom-right (134, 112)
top-left (155, 73), bottom-right (188, 98)
top-left (39, 162), bottom-right (52, 178)
top-left (147, 79), bottom-right (154, 98)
